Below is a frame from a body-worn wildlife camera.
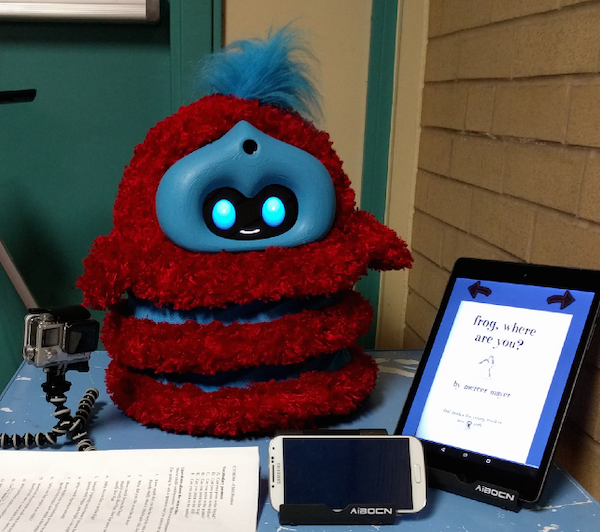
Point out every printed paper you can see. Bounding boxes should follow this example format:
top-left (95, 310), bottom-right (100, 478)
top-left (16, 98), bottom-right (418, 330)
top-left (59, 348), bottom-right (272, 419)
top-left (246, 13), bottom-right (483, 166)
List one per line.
top-left (0, 446), bottom-right (259, 532)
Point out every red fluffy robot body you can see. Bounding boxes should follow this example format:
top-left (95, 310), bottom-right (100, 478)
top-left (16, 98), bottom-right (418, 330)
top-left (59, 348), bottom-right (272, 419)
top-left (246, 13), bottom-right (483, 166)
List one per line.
top-left (78, 31), bottom-right (412, 437)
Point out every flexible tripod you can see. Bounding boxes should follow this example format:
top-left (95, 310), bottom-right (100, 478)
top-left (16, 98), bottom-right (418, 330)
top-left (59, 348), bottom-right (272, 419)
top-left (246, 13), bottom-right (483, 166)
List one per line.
top-left (0, 363), bottom-right (98, 451)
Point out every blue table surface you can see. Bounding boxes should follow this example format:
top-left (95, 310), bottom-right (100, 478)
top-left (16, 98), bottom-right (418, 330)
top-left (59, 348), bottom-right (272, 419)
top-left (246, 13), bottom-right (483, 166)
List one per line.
top-left (0, 350), bottom-right (598, 531)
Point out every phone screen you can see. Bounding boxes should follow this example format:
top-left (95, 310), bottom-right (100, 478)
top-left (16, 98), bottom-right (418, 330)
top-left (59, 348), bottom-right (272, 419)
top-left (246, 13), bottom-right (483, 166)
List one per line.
top-left (282, 437), bottom-right (413, 510)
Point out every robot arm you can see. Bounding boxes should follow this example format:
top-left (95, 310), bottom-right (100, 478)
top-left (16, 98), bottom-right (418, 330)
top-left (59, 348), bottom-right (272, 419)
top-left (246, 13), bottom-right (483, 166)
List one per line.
top-left (78, 235), bottom-right (131, 310)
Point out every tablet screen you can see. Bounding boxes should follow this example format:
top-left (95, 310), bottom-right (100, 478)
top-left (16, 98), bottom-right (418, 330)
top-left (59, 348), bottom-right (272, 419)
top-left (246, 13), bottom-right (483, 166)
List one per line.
top-left (397, 259), bottom-right (600, 502)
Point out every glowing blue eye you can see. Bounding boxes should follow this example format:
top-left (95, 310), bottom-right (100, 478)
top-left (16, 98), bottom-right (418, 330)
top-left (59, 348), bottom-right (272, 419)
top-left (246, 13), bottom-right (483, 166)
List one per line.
top-left (212, 199), bottom-right (236, 230)
top-left (262, 197), bottom-right (285, 227)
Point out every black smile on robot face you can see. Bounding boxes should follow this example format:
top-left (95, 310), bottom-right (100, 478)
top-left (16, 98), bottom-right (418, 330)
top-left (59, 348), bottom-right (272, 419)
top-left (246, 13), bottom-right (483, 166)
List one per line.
top-left (203, 185), bottom-right (299, 240)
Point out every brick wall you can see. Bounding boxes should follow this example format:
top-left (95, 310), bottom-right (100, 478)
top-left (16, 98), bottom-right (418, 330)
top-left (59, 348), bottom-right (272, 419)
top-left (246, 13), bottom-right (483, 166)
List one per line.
top-left (407, 0), bottom-right (600, 499)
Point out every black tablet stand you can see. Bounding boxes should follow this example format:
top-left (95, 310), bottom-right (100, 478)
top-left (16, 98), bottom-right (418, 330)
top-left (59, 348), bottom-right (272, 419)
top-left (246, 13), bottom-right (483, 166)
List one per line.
top-left (428, 467), bottom-right (521, 512)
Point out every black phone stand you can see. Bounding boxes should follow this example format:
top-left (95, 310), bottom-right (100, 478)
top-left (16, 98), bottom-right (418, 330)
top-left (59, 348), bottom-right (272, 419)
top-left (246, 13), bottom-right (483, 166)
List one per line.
top-left (428, 467), bottom-right (521, 512)
top-left (279, 503), bottom-right (398, 525)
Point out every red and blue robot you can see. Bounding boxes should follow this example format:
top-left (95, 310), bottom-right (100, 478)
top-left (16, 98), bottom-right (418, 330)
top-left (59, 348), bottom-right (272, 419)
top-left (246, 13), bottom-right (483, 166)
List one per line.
top-left (78, 29), bottom-right (412, 437)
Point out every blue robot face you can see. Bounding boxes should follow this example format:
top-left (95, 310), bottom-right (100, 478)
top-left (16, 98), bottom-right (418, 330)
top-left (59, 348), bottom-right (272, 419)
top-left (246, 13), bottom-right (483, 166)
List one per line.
top-left (155, 121), bottom-right (336, 252)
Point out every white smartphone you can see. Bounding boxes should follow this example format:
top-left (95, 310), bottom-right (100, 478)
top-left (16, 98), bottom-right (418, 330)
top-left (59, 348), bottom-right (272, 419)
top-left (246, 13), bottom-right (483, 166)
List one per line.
top-left (269, 434), bottom-right (427, 514)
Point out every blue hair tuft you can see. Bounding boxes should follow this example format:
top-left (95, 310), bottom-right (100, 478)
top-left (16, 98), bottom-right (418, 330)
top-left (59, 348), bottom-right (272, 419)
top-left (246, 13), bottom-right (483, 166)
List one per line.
top-left (200, 26), bottom-right (321, 121)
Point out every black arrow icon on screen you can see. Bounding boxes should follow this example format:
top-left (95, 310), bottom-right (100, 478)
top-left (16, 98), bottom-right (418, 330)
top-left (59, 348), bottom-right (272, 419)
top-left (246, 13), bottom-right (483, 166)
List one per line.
top-left (468, 281), bottom-right (492, 299)
top-left (547, 290), bottom-right (575, 310)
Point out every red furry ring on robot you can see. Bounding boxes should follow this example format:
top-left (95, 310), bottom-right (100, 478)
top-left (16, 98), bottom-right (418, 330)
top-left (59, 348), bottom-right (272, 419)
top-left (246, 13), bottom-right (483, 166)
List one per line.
top-left (78, 29), bottom-right (412, 437)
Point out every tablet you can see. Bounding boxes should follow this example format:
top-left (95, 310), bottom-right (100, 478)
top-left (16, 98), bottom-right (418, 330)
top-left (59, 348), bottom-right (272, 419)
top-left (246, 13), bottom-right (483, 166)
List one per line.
top-left (395, 258), bottom-right (600, 503)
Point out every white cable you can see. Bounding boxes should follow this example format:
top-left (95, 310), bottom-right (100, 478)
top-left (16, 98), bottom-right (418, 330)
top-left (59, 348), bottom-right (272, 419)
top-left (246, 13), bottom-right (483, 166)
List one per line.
top-left (0, 237), bottom-right (38, 309)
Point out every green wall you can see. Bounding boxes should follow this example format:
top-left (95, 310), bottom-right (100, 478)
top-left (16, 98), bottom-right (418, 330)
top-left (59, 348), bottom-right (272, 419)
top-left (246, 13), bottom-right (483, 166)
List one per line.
top-left (0, 0), bottom-right (219, 391)
top-left (0, 268), bottom-right (26, 391)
